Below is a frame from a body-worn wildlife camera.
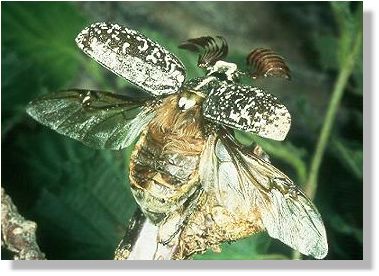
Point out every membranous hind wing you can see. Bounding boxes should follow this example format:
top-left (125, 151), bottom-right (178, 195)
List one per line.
top-left (179, 36), bottom-right (228, 69)
top-left (76, 22), bottom-right (186, 96)
top-left (26, 90), bottom-right (156, 150)
top-left (202, 81), bottom-right (291, 141)
top-left (199, 133), bottom-right (328, 259)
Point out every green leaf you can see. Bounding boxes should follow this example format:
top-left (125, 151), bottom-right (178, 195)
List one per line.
top-left (1, 52), bottom-right (42, 135)
top-left (1, 2), bottom-right (88, 136)
top-left (2, 2), bottom-right (87, 86)
top-left (330, 2), bottom-right (363, 69)
top-left (16, 130), bottom-right (136, 259)
top-left (331, 138), bottom-right (363, 179)
top-left (193, 233), bottom-right (275, 260)
top-left (312, 2), bottom-right (362, 77)
top-left (328, 214), bottom-right (362, 244)
top-left (313, 34), bottom-right (339, 71)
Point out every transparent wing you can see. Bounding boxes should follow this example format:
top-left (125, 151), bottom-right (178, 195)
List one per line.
top-left (179, 36), bottom-right (228, 68)
top-left (202, 81), bottom-right (291, 141)
top-left (26, 89), bottom-right (156, 150)
top-left (199, 134), bottom-right (328, 259)
top-left (76, 22), bottom-right (186, 96)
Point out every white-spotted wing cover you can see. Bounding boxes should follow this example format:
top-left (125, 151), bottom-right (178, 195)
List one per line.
top-left (202, 82), bottom-right (291, 141)
top-left (75, 22), bottom-right (186, 96)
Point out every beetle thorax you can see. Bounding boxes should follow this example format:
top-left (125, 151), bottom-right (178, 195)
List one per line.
top-left (207, 60), bottom-right (240, 82)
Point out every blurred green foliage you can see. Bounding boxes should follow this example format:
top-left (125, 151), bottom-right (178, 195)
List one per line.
top-left (1, 2), bottom-right (362, 260)
top-left (2, 3), bottom-right (87, 135)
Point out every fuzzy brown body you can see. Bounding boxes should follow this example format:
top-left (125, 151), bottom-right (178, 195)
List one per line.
top-left (129, 94), bottom-right (206, 224)
top-left (128, 93), bottom-right (264, 258)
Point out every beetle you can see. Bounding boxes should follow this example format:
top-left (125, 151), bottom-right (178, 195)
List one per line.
top-left (26, 22), bottom-right (327, 260)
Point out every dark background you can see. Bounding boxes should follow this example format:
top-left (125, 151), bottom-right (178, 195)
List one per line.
top-left (1, 2), bottom-right (362, 260)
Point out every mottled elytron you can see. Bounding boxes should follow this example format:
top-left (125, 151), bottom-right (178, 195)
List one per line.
top-left (26, 22), bottom-right (328, 259)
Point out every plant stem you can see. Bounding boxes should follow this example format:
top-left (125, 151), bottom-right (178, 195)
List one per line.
top-left (292, 11), bottom-right (362, 260)
top-left (305, 29), bottom-right (362, 199)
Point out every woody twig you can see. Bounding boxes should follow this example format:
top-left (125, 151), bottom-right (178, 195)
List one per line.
top-left (1, 187), bottom-right (45, 260)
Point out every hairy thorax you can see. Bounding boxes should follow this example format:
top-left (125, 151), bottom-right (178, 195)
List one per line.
top-left (129, 94), bottom-right (206, 223)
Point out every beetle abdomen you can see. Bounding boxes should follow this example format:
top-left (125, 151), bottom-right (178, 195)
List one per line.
top-left (129, 95), bottom-right (205, 224)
